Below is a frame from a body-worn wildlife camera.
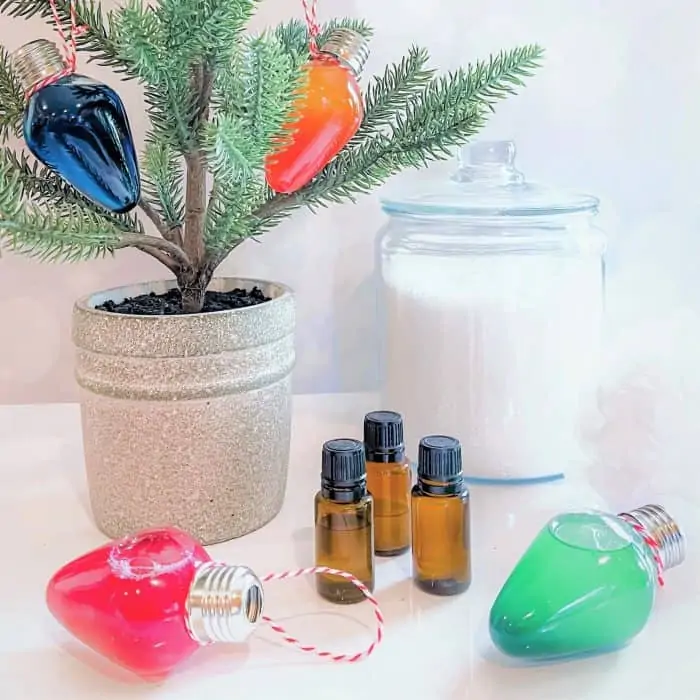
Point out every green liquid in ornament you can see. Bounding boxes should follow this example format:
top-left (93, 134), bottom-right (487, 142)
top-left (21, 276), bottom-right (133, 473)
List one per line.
top-left (489, 511), bottom-right (658, 661)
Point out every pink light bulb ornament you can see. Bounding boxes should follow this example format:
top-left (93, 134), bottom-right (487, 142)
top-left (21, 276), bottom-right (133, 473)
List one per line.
top-left (46, 527), bottom-right (265, 680)
top-left (46, 526), bottom-right (385, 680)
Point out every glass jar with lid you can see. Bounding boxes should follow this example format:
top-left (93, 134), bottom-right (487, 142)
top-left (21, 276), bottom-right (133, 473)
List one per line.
top-left (375, 140), bottom-right (606, 483)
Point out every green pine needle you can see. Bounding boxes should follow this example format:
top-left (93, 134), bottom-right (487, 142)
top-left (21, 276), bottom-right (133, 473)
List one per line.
top-left (0, 0), bottom-right (543, 277)
top-left (211, 34), bottom-right (301, 165)
top-left (205, 32), bottom-right (302, 251)
top-left (206, 179), bottom-right (265, 255)
top-left (0, 46), bottom-right (24, 142)
top-left (205, 114), bottom-right (256, 184)
top-left (0, 156), bottom-right (122, 262)
top-left (260, 44), bottom-right (545, 221)
top-left (0, 0), bottom-right (127, 73)
top-left (351, 45), bottom-right (435, 145)
top-left (320, 18), bottom-right (374, 44)
top-left (274, 17), bottom-right (374, 61)
top-left (113, 0), bottom-right (166, 85)
top-left (142, 139), bottom-right (184, 228)
top-left (157, 0), bottom-right (257, 70)
top-left (1, 148), bottom-right (142, 232)
top-left (113, 1), bottom-right (197, 151)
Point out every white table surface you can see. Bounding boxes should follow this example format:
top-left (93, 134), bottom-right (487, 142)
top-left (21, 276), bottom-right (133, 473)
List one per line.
top-left (0, 392), bottom-right (696, 699)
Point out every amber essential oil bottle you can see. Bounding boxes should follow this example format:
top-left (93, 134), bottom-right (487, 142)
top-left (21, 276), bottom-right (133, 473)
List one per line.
top-left (411, 435), bottom-right (471, 596)
top-left (314, 438), bottom-right (375, 604)
top-left (364, 411), bottom-right (411, 556)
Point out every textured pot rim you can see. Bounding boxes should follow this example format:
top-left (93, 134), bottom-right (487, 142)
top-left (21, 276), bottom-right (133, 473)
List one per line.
top-left (74, 276), bottom-right (294, 319)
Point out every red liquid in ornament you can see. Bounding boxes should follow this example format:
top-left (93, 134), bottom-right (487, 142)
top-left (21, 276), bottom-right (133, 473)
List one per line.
top-left (265, 56), bottom-right (364, 194)
top-left (46, 527), bottom-right (211, 679)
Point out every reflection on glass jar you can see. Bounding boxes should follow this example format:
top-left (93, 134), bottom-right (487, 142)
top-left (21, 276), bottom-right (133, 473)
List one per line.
top-left (375, 140), bottom-right (606, 483)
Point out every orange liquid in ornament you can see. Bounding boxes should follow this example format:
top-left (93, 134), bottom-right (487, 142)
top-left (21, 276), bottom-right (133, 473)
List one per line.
top-left (265, 56), bottom-right (364, 194)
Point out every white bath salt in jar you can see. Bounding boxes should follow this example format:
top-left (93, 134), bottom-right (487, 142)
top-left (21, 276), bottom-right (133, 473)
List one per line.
top-left (375, 141), bottom-right (606, 483)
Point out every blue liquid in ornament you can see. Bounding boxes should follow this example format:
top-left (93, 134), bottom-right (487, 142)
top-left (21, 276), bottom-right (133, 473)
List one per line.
top-left (24, 74), bottom-right (140, 214)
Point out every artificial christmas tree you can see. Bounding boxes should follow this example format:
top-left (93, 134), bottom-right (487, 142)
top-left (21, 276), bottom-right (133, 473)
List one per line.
top-left (0, 0), bottom-right (543, 543)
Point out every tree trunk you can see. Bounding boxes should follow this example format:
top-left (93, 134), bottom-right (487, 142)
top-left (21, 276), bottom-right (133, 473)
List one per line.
top-left (180, 284), bottom-right (206, 313)
top-left (178, 262), bottom-right (215, 313)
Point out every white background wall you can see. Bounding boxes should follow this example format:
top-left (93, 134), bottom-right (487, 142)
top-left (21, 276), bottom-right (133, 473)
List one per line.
top-left (1, 0), bottom-right (699, 411)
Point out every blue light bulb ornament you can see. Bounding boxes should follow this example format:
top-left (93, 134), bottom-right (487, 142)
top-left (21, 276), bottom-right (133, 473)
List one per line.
top-left (11, 39), bottom-right (140, 214)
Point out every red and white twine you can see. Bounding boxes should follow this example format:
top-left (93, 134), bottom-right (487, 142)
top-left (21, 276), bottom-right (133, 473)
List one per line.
top-left (36, 0), bottom-right (316, 96)
top-left (628, 522), bottom-right (665, 587)
top-left (260, 566), bottom-right (384, 663)
top-left (301, 0), bottom-right (321, 57)
top-left (29, 0), bottom-right (87, 96)
top-left (255, 520), bottom-right (661, 662)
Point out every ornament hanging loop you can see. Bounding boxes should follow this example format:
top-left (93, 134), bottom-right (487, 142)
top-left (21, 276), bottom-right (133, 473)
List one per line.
top-left (26, 0), bottom-right (88, 96)
top-left (302, 0), bottom-right (322, 57)
top-left (260, 566), bottom-right (384, 662)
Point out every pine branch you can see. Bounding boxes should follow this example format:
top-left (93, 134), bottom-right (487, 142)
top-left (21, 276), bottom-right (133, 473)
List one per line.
top-left (206, 179), bottom-right (265, 262)
top-left (0, 0), bottom-right (129, 74)
top-left (0, 157), bottom-right (122, 262)
top-left (205, 33), bottom-right (301, 253)
top-left (274, 17), bottom-right (374, 61)
top-left (112, 0), bottom-right (259, 153)
top-left (116, 232), bottom-right (191, 270)
top-left (205, 115), bottom-right (256, 184)
top-left (1, 148), bottom-right (142, 233)
top-left (301, 111), bottom-right (485, 208)
top-left (0, 207), bottom-right (120, 263)
top-left (235, 35), bottom-right (302, 153)
top-left (142, 138), bottom-right (184, 239)
top-left (113, 0), bottom-right (195, 151)
top-left (157, 0), bottom-right (257, 72)
top-left (253, 45), bottom-right (544, 229)
top-left (137, 195), bottom-right (174, 242)
top-left (350, 45), bottom-right (434, 145)
top-left (0, 150), bottom-right (191, 270)
top-left (129, 1), bottom-right (264, 267)
top-left (0, 0), bottom-right (544, 302)
top-left (112, 0), bottom-right (165, 82)
top-left (0, 46), bottom-right (23, 143)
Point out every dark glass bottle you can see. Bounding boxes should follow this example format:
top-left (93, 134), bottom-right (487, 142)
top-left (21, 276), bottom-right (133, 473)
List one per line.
top-left (411, 435), bottom-right (471, 596)
top-left (11, 39), bottom-right (140, 214)
top-left (364, 411), bottom-right (411, 556)
top-left (314, 438), bottom-right (375, 604)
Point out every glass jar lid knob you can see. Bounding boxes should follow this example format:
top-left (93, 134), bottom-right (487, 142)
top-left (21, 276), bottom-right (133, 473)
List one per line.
top-left (380, 139), bottom-right (600, 218)
top-left (451, 140), bottom-right (525, 187)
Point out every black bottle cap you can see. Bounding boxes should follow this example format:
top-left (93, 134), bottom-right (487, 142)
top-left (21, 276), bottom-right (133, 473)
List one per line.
top-left (321, 438), bottom-right (366, 485)
top-left (417, 435), bottom-right (463, 481)
top-left (364, 411), bottom-right (404, 456)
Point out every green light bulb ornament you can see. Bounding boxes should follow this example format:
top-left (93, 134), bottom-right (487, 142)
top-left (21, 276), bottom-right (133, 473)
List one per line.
top-left (489, 504), bottom-right (685, 662)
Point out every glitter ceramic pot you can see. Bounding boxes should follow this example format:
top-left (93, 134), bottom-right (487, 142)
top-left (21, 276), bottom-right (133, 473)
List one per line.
top-left (72, 278), bottom-right (295, 544)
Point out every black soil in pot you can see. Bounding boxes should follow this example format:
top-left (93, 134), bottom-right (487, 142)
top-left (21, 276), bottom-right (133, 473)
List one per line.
top-left (96, 286), bottom-right (271, 315)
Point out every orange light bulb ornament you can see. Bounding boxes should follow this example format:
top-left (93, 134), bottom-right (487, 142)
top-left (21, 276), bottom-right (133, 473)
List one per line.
top-left (265, 28), bottom-right (370, 194)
